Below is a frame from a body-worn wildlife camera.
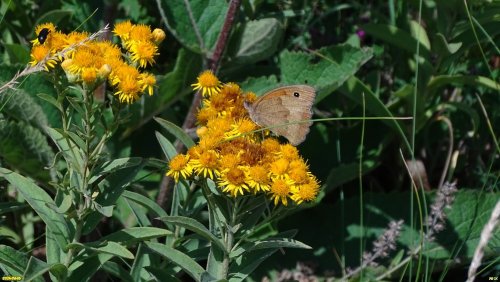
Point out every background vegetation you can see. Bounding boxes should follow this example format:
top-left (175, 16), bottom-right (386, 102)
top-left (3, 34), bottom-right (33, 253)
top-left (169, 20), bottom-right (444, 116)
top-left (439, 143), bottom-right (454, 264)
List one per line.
top-left (0, 0), bottom-right (498, 281)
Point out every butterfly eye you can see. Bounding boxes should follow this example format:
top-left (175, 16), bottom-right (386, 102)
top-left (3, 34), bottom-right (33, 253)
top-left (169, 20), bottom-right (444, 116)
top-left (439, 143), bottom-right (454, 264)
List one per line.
top-left (293, 92), bottom-right (300, 97)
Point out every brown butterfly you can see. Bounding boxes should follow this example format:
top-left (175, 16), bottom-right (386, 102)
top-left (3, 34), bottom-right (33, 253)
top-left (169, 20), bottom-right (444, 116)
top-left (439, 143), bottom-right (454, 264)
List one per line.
top-left (244, 85), bottom-right (316, 145)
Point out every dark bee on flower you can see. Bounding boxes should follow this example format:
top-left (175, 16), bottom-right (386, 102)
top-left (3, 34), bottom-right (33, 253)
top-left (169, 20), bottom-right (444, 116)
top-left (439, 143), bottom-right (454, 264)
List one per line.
top-left (37, 28), bottom-right (50, 44)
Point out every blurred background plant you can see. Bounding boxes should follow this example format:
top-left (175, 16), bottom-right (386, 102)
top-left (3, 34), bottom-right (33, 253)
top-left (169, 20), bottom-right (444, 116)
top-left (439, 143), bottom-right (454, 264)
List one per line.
top-left (0, 0), bottom-right (498, 281)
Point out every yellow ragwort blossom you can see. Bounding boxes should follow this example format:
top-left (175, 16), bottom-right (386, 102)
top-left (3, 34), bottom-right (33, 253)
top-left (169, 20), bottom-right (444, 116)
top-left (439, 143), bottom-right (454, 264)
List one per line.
top-left (192, 70), bottom-right (221, 97)
top-left (29, 21), bottom-right (164, 103)
top-left (166, 154), bottom-right (193, 182)
top-left (166, 71), bottom-right (320, 205)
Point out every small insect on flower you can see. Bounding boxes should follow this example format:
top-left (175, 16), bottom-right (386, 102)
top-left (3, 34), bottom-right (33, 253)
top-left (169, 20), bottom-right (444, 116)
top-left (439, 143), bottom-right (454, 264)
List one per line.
top-left (37, 28), bottom-right (50, 44)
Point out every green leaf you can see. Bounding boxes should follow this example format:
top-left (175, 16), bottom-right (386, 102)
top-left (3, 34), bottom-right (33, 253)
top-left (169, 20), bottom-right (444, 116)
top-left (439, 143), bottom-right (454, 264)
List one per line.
top-left (89, 157), bottom-right (143, 185)
top-left (230, 18), bottom-right (283, 64)
top-left (0, 89), bottom-right (50, 130)
top-left (0, 120), bottom-right (55, 181)
top-left (0, 169), bottom-right (70, 250)
top-left (427, 75), bottom-right (500, 96)
top-left (238, 75), bottom-right (279, 95)
top-left (249, 238), bottom-right (312, 251)
top-left (101, 261), bottom-right (134, 282)
top-left (158, 216), bottom-right (226, 253)
top-left (23, 256), bottom-right (49, 282)
top-left (228, 248), bottom-right (279, 282)
top-left (66, 254), bottom-right (113, 282)
top-left (158, 48), bottom-right (203, 105)
top-left (37, 93), bottom-right (63, 113)
top-left (35, 9), bottom-right (73, 26)
top-left (409, 20), bottom-right (431, 50)
top-left (145, 242), bottom-right (205, 281)
top-left (82, 159), bottom-right (145, 235)
top-left (4, 43), bottom-right (30, 64)
top-left (156, 131), bottom-right (178, 160)
top-left (122, 190), bottom-right (169, 218)
top-left (0, 202), bottom-right (28, 215)
top-left (159, 0), bottom-right (228, 53)
top-left (362, 23), bottom-right (431, 59)
top-left (279, 45), bottom-right (373, 102)
top-left (100, 227), bottom-right (171, 245)
top-left (0, 227), bottom-right (21, 244)
top-left (0, 245), bottom-right (29, 275)
top-left (67, 241), bottom-right (134, 259)
top-left (45, 127), bottom-right (83, 172)
top-left (155, 117), bottom-right (195, 148)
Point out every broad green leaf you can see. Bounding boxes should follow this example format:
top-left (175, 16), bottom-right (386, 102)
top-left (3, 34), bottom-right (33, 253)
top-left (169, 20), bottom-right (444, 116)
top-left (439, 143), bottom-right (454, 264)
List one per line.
top-left (82, 160), bottom-right (145, 235)
top-left (37, 93), bottom-right (63, 112)
top-left (67, 241), bottom-right (134, 260)
top-left (0, 202), bottom-right (28, 215)
top-left (156, 132), bottom-right (178, 160)
top-left (0, 120), bottom-right (54, 181)
top-left (238, 75), bottom-right (279, 95)
top-left (34, 9), bottom-right (73, 27)
top-left (23, 256), bottom-right (49, 282)
top-left (145, 266), bottom-right (181, 281)
top-left (45, 127), bottom-right (83, 172)
top-left (66, 253), bottom-right (113, 282)
top-left (433, 33), bottom-right (462, 56)
top-left (122, 190), bottom-right (169, 218)
top-left (158, 216), bottom-right (226, 253)
top-left (100, 227), bottom-right (171, 245)
top-left (0, 227), bottom-right (21, 244)
top-left (131, 244), bottom-right (156, 281)
top-left (0, 169), bottom-right (70, 250)
top-left (0, 245), bottom-right (29, 275)
top-left (101, 261), bottom-right (134, 282)
top-left (249, 238), bottom-right (311, 251)
top-left (279, 45), bottom-right (373, 102)
top-left (0, 89), bottom-right (49, 131)
top-left (89, 157), bottom-right (143, 185)
top-left (4, 43), bottom-right (30, 64)
top-left (231, 18), bottom-right (283, 64)
top-left (155, 117), bottom-right (195, 148)
top-left (146, 242), bottom-right (205, 281)
top-left (409, 20), bottom-right (431, 50)
top-left (427, 75), bottom-right (500, 96)
top-left (159, 0), bottom-right (228, 53)
top-left (158, 48), bottom-right (203, 105)
top-left (362, 23), bottom-right (431, 59)
top-left (228, 248), bottom-right (279, 282)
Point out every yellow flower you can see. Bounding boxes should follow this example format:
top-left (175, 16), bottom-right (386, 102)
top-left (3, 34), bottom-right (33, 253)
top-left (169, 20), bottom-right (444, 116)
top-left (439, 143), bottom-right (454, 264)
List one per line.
top-left (270, 178), bottom-right (294, 206)
top-left (247, 165), bottom-right (271, 193)
top-left (291, 177), bottom-right (320, 204)
top-left (279, 144), bottom-right (299, 160)
top-left (66, 45), bottom-right (103, 75)
top-left (113, 20), bottom-right (134, 41)
top-left (129, 24), bottom-right (152, 43)
top-left (115, 75), bottom-right (142, 104)
top-left (224, 118), bottom-right (258, 140)
top-left (192, 149), bottom-right (220, 179)
top-left (130, 41), bottom-right (158, 68)
top-left (139, 73), bottom-right (156, 96)
top-left (81, 68), bottom-right (97, 84)
top-left (219, 167), bottom-right (249, 197)
top-left (192, 70), bottom-right (221, 97)
top-left (269, 158), bottom-right (289, 178)
top-left (219, 153), bottom-right (241, 171)
top-left (29, 45), bottom-right (57, 70)
top-left (166, 154), bottom-right (193, 182)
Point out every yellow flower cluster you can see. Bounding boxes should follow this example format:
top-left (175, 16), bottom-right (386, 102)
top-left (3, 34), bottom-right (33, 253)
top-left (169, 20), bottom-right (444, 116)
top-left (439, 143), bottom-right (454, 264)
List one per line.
top-left (29, 22), bottom-right (165, 104)
top-left (167, 71), bottom-right (320, 206)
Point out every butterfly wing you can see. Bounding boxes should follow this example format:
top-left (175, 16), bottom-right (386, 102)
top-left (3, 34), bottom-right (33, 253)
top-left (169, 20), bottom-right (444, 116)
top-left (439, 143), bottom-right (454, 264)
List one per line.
top-left (247, 85), bottom-right (315, 145)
